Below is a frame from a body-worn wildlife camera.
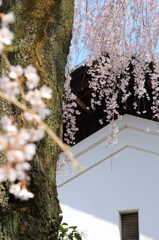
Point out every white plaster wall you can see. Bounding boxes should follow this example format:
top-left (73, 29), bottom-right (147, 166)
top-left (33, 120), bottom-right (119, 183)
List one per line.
top-left (57, 115), bottom-right (159, 240)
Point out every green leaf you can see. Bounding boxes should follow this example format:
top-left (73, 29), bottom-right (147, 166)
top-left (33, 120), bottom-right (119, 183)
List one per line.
top-left (59, 225), bottom-right (68, 232)
top-left (68, 233), bottom-right (73, 240)
top-left (60, 233), bottom-right (65, 237)
top-left (74, 233), bottom-right (82, 240)
top-left (62, 223), bottom-right (68, 226)
top-left (69, 226), bottom-right (77, 230)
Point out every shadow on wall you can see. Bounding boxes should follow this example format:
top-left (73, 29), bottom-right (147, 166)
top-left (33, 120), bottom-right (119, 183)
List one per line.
top-left (58, 148), bottom-right (159, 240)
top-left (61, 204), bottom-right (119, 240)
top-left (61, 204), bottom-right (153, 240)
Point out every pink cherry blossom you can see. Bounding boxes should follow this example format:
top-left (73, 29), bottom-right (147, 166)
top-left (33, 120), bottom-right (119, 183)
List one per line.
top-left (16, 170), bottom-right (26, 181)
top-left (0, 76), bottom-right (19, 97)
top-left (1, 12), bottom-right (15, 26)
top-left (9, 65), bottom-right (23, 79)
top-left (32, 99), bottom-right (46, 111)
top-left (10, 128), bottom-right (30, 146)
top-left (0, 27), bottom-right (14, 45)
top-left (0, 76), bottom-right (10, 89)
top-left (36, 107), bottom-right (50, 120)
top-left (24, 65), bottom-right (37, 78)
top-left (0, 136), bottom-right (8, 150)
top-left (40, 85), bottom-right (52, 99)
top-left (26, 73), bottom-right (40, 89)
top-left (23, 111), bottom-right (34, 121)
top-left (17, 186), bottom-right (34, 201)
top-left (6, 150), bottom-right (25, 163)
top-left (9, 183), bottom-right (21, 196)
top-left (29, 127), bottom-right (45, 142)
top-left (15, 162), bottom-right (31, 171)
top-left (0, 165), bottom-right (17, 182)
top-left (25, 89), bottom-right (41, 104)
top-left (0, 116), bottom-right (16, 133)
top-left (23, 143), bottom-right (36, 160)
top-left (5, 81), bottom-right (20, 97)
top-left (31, 99), bottom-right (51, 119)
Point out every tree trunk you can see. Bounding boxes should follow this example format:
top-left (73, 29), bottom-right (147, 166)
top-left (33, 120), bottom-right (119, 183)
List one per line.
top-left (0, 0), bottom-right (74, 239)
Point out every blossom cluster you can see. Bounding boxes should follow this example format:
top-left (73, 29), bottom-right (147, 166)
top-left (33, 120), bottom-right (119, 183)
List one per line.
top-left (150, 64), bottom-right (159, 123)
top-left (64, 0), bottom-right (159, 145)
top-left (0, 2), bottom-right (14, 52)
top-left (0, 116), bottom-right (46, 200)
top-left (63, 72), bottom-right (80, 145)
top-left (0, 6), bottom-right (53, 200)
top-left (56, 149), bottom-right (75, 177)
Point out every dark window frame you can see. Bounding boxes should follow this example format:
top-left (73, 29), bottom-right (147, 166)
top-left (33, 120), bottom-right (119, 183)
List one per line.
top-left (119, 210), bottom-right (139, 240)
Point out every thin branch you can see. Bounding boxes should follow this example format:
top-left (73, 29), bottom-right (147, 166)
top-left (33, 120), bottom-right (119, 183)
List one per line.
top-left (1, 52), bottom-right (11, 68)
top-left (0, 91), bottom-right (84, 171)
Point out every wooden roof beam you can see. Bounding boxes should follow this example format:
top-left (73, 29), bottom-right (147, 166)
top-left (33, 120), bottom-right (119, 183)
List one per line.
top-left (75, 92), bottom-right (95, 116)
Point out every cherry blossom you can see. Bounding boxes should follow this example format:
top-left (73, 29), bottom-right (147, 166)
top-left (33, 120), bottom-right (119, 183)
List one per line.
top-left (9, 65), bottom-right (23, 79)
top-left (16, 170), bottom-right (26, 181)
top-left (23, 111), bottom-right (35, 122)
top-left (17, 186), bottom-right (34, 201)
top-left (1, 12), bottom-right (15, 26)
top-left (0, 136), bottom-right (8, 150)
top-left (26, 73), bottom-right (40, 89)
top-left (29, 127), bottom-right (45, 142)
top-left (24, 65), bottom-right (37, 77)
top-left (40, 85), bottom-right (52, 99)
top-left (25, 89), bottom-right (41, 104)
top-left (9, 183), bottom-right (34, 201)
top-left (0, 27), bottom-right (14, 45)
top-left (24, 65), bottom-right (40, 89)
top-left (6, 150), bottom-right (25, 163)
top-left (31, 99), bottom-right (50, 119)
top-left (11, 128), bottom-right (30, 146)
top-left (1, 116), bottom-right (17, 133)
top-left (5, 81), bottom-right (20, 97)
top-left (23, 143), bottom-right (36, 161)
top-left (36, 107), bottom-right (50, 120)
top-left (0, 165), bottom-right (17, 182)
top-left (15, 162), bottom-right (31, 171)
top-left (0, 76), bottom-right (10, 90)
top-left (9, 183), bottom-right (21, 196)
top-left (63, 72), bottom-right (79, 145)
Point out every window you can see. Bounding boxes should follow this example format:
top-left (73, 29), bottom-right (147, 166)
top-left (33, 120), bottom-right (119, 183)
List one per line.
top-left (121, 212), bottom-right (139, 240)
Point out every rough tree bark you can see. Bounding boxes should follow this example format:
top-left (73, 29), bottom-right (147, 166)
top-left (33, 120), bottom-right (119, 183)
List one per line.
top-left (0, 0), bottom-right (74, 239)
